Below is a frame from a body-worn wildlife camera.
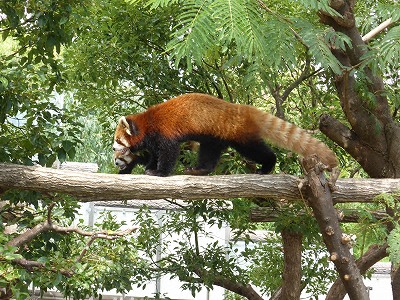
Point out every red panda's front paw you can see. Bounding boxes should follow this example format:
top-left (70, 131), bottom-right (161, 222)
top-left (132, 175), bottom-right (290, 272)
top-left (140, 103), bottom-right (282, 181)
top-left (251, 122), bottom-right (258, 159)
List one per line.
top-left (144, 169), bottom-right (169, 177)
top-left (144, 169), bottom-right (159, 176)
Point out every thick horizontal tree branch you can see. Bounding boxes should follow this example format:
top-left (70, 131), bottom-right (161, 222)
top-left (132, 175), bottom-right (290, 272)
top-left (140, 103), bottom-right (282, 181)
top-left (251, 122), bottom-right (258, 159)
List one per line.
top-left (249, 207), bottom-right (388, 223)
top-left (0, 163), bottom-right (400, 204)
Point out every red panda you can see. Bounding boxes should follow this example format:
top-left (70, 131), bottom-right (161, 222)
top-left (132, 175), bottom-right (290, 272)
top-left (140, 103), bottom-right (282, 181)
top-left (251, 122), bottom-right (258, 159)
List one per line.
top-left (113, 93), bottom-right (338, 176)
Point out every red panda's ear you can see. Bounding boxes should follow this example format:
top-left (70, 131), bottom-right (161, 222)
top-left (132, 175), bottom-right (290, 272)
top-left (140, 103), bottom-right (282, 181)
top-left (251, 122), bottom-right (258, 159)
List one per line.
top-left (119, 116), bottom-right (138, 136)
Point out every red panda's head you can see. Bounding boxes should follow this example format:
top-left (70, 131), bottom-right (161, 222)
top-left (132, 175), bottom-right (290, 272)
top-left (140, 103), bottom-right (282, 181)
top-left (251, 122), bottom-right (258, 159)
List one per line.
top-left (113, 116), bottom-right (142, 171)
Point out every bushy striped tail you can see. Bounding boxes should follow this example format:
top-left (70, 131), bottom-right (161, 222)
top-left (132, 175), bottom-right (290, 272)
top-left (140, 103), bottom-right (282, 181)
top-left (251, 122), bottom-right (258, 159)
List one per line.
top-left (261, 113), bottom-right (338, 169)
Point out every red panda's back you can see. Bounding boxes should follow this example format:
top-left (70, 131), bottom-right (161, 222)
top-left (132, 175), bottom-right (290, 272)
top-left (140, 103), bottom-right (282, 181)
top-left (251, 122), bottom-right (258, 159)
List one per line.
top-left (150, 93), bottom-right (262, 142)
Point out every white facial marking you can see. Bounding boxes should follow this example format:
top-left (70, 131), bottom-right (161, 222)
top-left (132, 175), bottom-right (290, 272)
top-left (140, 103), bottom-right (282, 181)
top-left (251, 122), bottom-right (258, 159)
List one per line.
top-left (113, 141), bottom-right (125, 151)
top-left (120, 136), bottom-right (130, 147)
top-left (115, 158), bottom-right (128, 169)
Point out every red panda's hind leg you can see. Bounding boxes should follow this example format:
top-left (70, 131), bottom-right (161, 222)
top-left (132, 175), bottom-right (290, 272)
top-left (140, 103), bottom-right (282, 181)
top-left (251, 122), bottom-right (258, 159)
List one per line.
top-left (233, 141), bottom-right (276, 174)
top-left (184, 141), bottom-right (226, 175)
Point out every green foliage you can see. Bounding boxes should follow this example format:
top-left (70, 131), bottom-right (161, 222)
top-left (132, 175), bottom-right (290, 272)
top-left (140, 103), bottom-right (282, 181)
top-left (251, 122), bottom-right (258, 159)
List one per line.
top-left (1, 201), bottom-right (139, 300)
top-left (0, 0), bottom-right (79, 62)
top-left (0, 0), bottom-right (84, 167)
top-left (388, 225), bottom-right (400, 268)
top-left (129, 201), bottom-right (338, 298)
top-left (59, 212), bottom-right (139, 299)
top-left (356, 1), bottom-right (400, 74)
top-left (362, 25), bottom-right (400, 75)
top-left (131, 203), bottom-right (254, 296)
top-left (0, 0), bottom-right (85, 114)
top-left (244, 229), bottom-right (336, 298)
top-left (133, 0), bottom-right (348, 76)
top-left (0, 97), bottom-right (82, 166)
top-left (374, 192), bottom-right (400, 267)
top-left (296, 19), bottom-right (346, 74)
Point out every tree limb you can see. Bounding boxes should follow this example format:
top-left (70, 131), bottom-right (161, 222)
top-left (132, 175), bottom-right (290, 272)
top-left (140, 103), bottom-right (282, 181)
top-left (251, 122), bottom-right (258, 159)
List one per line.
top-left (193, 268), bottom-right (264, 300)
top-left (7, 220), bottom-right (138, 248)
top-left (302, 156), bottom-right (369, 299)
top-left (319, 114), bottom-right (390, 177)
top-left (325, 243), bottom-right (388, 300)
top-left (249, 207), bottom-right (388, 223)
top-left (362, 18), bottom-right (394, 42)
top-left (1, 163), bottom-right (400, 204)
top-left (11, 258), bottom-right (74, 277)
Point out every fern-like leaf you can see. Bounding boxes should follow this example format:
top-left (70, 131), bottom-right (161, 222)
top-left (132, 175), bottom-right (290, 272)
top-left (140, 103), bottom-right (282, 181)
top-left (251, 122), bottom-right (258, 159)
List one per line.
top-left (380, 25), bottom-right (400, 72)
top-left (166, 0), bottom-right (216, 70)
top-left (296, 19), bottom-right (343, 74)
top-left (263, 18), bottom-right (298, 69)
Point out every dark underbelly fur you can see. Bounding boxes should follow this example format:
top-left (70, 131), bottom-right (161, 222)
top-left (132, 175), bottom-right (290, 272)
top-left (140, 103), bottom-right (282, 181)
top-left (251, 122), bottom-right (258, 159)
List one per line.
top-left (121, 133), bottom-right (276, 176)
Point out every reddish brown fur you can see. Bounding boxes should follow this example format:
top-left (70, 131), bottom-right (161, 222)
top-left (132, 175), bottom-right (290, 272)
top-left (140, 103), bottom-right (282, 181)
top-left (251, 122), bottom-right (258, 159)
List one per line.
top-left (114, 93), bottom-right (338, 173)
top-left (119, 94), bottom-right (264, 142)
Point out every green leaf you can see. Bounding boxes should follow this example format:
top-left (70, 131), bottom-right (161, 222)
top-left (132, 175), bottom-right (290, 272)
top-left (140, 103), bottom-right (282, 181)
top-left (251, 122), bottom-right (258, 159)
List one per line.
top-left (53, 272), bottom-right (63, 286)
top-left (0, 76), bottom-right (9, 90)
top-left (380, 25), bottom-right (400, 71)
top-left (59, 16), bottom-right (69, 25)
top-left (38, 15), bottom-right (47, 28)
top-left (2, 29), bottom-right (10, 41)
top-left (296, 19), bottom-right (344, 74)
top-left (57, 147), bottom-right (67, 162)
top-left (388, 226), bottom-right (400, 268)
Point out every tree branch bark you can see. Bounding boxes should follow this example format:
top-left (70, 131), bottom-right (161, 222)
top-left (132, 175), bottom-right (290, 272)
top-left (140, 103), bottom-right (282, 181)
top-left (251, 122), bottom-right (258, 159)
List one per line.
top-left (249, 207), bottom-right (388, 223)
top-left (193, 267), bottom-right (264, 300)
top-left (302, 156), bottom-right (369, 300)
top-left (1, 163), bottom-right (400, 204)
top-left (279, 230), bottom-right (302, 300)
top-left (362, 18), bottom-right (394, 42)
top-left (326, 243), bottom-right (388, 300)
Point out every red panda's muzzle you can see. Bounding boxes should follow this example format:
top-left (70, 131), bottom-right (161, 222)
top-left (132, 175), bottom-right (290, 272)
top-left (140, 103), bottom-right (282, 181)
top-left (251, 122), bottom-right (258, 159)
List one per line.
top-left (113, 147), bottom-right (133, 170)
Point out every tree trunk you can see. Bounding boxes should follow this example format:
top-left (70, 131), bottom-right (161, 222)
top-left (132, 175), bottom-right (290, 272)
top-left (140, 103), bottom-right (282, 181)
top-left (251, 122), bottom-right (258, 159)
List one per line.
top-left (279, 230), bottom-right (303, 300)
top-left (392, 267), bottom-right (400, 300)
top-left (318, 0), bottom-right (400, 178)
top-left (318, 1), bottom-right (400, 298)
